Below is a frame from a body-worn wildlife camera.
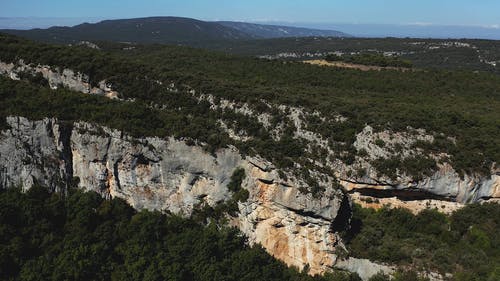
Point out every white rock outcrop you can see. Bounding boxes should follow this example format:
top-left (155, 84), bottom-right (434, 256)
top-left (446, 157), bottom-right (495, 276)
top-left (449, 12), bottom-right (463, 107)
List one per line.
top-left (0, 116), bottom-right (344, 275)
top-left (339, 125), bottom-right (499, 204)
top-left (340, 162), bottom-right (500, 204)
top-left (335, 258), bottom-right (394, 281)
top-left (0, 116), bottom-right (498, 278)
top-left (0, 60), bottom-right (120, 99)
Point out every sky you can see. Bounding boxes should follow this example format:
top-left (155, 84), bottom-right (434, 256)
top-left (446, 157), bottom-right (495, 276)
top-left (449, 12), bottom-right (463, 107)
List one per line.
top-left (1, 0), bottom-right (500, 38)
top-left (1, 0), bottom-right (499, 27)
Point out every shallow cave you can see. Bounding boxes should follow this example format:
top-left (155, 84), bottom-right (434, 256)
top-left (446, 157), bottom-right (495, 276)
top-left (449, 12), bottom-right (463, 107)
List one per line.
top-left (351, 187), bottom-right (454, 202)
top-left (331, 195), bottom-right (352, 232)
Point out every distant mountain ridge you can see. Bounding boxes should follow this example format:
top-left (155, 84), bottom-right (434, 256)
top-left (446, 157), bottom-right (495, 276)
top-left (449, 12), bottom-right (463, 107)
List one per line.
top-left (0, 16), bottom-right (349, 44)
top-left (218, 21), bottom-right (350, 38)
top-left (0, 17), bottom-right (252, 44)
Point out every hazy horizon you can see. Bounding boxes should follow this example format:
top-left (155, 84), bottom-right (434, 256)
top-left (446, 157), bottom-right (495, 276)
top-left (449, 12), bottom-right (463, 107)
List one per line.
top-left (1, 16), bottom-right (500, 40)
top-left (1, 0), bottom-right (499, 39)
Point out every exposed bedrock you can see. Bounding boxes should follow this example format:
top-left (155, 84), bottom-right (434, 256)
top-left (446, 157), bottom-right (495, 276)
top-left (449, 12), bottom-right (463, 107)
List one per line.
top-left (0, 116), bottom-right (344, 275)
top-left (0, 60), bottom-right (120, 99)
top-left (340, 165), bottom-right (500, 204)
top-left (0, 116), bottom-right (498, 277)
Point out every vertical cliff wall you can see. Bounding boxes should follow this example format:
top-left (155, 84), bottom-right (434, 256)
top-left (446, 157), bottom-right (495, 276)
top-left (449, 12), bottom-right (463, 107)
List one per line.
top-left (1, 116), bottom-right (499, 277)
top-left (0, 116), bottom-right (344, 275)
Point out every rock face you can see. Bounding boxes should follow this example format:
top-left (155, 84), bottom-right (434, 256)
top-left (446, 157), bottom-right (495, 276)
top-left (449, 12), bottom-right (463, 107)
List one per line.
top-left (2, 58), bottom-right (497, 206)
top-left (340, 163), bottom-right (500, 204)
top-left (0, 60), bottom-right (120, 99)
top-left (238, 164), bottom-right (344, 275)
top-left (350, 191), bottom-right (465, 215)
top-left (335, 258), bottom-right (394, 281)
top-left (197, 92), bottom-right (500, 205)
top-left (1, 116), bottom-right (498, 278)
top-left (0, 117), bottom-right (69, 192)
top-left (339, 126), bottom-right (500, 204)
top-left (0, 116), bottom-right (344, 275)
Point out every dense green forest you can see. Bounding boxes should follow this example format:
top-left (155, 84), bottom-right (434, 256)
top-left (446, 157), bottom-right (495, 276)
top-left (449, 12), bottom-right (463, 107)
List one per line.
top-left (1, 186), bottom-right (499, 280)
top-left (4, 20), bottom-right (500, 73)
top-left (344, 204), bottom-right (500, 281)
top-left (1, 33), bottom-right (498, 181)
top-left (0, 186), bottom-right (365, 281)
top-left (199, 37), bottom-right (500, 73)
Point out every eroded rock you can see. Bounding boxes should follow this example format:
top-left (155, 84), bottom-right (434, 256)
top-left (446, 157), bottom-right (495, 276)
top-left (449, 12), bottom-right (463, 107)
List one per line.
top-left (0, 116), bottom-right (498, 276)
top-left (0, 60), bottom-right (120, 99)
top-left (0, 116), bottom-right (344, 275)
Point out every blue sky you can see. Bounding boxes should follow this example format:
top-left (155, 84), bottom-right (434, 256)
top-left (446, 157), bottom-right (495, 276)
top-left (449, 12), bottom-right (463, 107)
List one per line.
top-left (1, 0), bottom-right (499, 27)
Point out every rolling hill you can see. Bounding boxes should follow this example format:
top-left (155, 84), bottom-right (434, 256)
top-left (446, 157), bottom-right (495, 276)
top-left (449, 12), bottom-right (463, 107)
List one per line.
top-left (0, 17), bottom-right (254, 44)
top-left (218, 21), bottom-right (350, 38)
top-left (0, 17), bottom-right (349, 45)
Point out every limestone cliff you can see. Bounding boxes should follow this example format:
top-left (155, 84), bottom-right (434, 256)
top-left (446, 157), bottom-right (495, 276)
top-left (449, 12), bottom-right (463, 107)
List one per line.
top-left (0, 116), bottom-right (344, 275)
top-left (339, 125), bottom-right (500, 206)
top-left (2, 58), bottom-right (498, 208)
top-left (0, 60), bottom-right (120, 99)
top-left (2, 116), bottom-right (498, 279)
top-left (0, 45), bottom-right (498, 281)
top-left (195, 93), bottom-right (499, 206)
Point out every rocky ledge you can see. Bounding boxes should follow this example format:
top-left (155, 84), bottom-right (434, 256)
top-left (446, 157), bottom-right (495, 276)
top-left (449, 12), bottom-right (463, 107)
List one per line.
top-left (0, 116), bottom-right (344, 275)
top-left (0, 60), bottom-right (120, 99)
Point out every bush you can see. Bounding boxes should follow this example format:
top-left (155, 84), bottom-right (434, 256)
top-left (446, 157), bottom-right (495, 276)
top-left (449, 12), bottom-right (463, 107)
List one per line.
top-left (374, 139), bottom-right (385, 147)
top-left (368, 272), bottom-right (391, 281)
top-left (227, 168), bottom-right (246, 193)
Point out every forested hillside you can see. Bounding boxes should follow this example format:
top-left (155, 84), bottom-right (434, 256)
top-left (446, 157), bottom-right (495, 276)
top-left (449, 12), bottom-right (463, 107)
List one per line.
top-left (200, 37), bottom-right (500, 73)
top-left (0, 17), bottom-right (255, 44)
top-left (1, 30), bottom-right (500, 281)
top-left (345, 204), bottom-right (500, 281)
top-left (1, 33), bottom-right (498, 181)
top-left (217, 21), bottom-right (349, 38)
top-left (0, 17), bottom-right (348, 45)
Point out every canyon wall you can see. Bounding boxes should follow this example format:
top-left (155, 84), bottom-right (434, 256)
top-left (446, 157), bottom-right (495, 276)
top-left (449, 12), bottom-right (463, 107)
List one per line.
top-left (2, 116), bottom-right (498, 279)
top-left (1, 59), bottom-right (498, 207)
top-left (0, 60), bottom-right (120, 99)
top-left (0, 116), bottom-right (344, 275)
top-left (1, 57), bottom-right (499, 278)
top-left (331, 125), bottom-right (498, 200)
